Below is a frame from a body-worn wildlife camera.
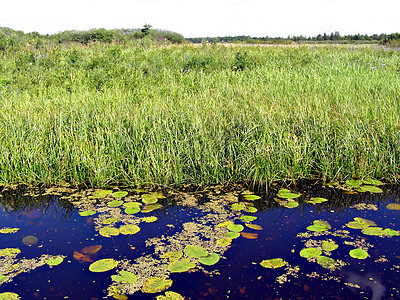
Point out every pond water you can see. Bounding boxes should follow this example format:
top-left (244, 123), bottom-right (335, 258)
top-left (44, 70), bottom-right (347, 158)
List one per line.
top-left (1, 180), bottom-right (400, 300)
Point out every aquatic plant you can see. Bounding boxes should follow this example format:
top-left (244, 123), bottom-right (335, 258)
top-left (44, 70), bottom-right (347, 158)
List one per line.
top-left (227, 224), bottom-right (244, 232)
top-left (0, 248), bottom-right (21, 257)
top-left (46, 256), bottom-right (64, 266)
top-left (184, 245), bottom-right (208, 258)
top-left (260, 258), bottom-right (287, 269)
top-left (299, 248), bottom-right (322, 258)
top-left (306, 197), bottom-right (328, 204)
top-left (349, 248), bottom-right (369, 259)
top-left (277, 189), bottom-right (301, 199)
top-left (142, 216), bottom-right (157, 223)
top-left (243, 194), bottom-right (261, 201)
top-left (198, 253), bottom-right (220, 266)
top-left (0, 292), bottom-right (21, 299)
top-left (161, 251), bottom-right (183, 261)
top-left (22, 235), bottom-right (38, 246)
top-left (142, 194), bottom-right (158, 204)
top-left (239, 215), bottom-right (257, 222)
top-left (89, 258), bottom-right (118, 272)
top-left (79, 210), bottom-right (96, 216)
top-left (124, 207), bottom-right (140, 214)
top-left (217, 237), bottom-right (232, 246)
top-left (224, 232), bottom-right (240, 239)
top-left (111, 270), bottom-right (137, 283)
top-left (167, 258), bottom-right (196, 272)
top-left (111, 191), bottom-right (128, 198)
top-left (0, 227), bottom-right (19, 234)
top-left (156, 291), bottom-right (184, 300)
top-left (141, 277), bottom-right (173, 293)
top-left (99, 227), bottom-right (120, 237)
top-left (119, 224), bottom-right (140, 235)
top-left (93, 190), bottom-right (112, 198)
top-left (322, 240), bottom-right (338, 252)
top-left (245, 223), bottom-right (263, 230)
top-left (317, 256), bottom-right (338, 270)
top-left (107, 200), bottom-right (123, 208)
top-left (306, 220), bottom-right (331, 232)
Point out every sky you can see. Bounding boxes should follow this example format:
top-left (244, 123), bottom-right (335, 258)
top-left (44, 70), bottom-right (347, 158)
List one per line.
top-left (1, 0), bottom-right (399, 38)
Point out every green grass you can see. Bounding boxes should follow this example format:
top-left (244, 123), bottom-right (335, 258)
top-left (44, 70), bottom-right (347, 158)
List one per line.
top-left (0, 41), bottom-right (399, 187)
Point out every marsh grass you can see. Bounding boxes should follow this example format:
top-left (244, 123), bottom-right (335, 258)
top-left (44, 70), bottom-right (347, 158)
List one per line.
top-left (0, 42), bottom-right (399, 187)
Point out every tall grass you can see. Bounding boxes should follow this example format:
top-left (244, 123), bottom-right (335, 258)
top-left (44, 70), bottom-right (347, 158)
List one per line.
top-left (0, 42), bottom-right (399, 187)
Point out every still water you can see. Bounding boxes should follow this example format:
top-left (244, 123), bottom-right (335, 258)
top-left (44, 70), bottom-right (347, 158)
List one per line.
top-left (1, 181), bottom-right (400, 300)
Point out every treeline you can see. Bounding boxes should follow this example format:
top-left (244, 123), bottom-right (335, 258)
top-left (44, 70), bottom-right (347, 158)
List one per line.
top-left (187, 32), bottom-right (400, 45)
top-left (0, 25), bottom-right (184, 50)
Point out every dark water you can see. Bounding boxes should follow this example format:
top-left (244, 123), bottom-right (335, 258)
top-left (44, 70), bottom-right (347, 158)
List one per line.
top-left (1, 183), bottom-right (400, 300)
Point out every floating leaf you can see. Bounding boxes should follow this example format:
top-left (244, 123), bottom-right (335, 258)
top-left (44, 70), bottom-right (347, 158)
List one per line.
top-left (349, 248), bottom-right (369, 259)
top-left (79, 210), bottom-right (96, 217)
top-left (322, 240), bottom-right (338, 252)
top-left (243, 194), bottom-right (261, 201)
top-left (384, 228), bottom-right (400, 236)
top-left (345, 179), bottom-right (362, 188)
top-left (307, 197), bottom-right (328, 204)
top-left (0, 227), bottom-right (19, 234)
top-left (227, 224), bottom-right (244, 232)
top-left (142, 277), bottom-right (173, 293)
top-left (198, 253), bottom-right (220, 266)
top-left (99, 227), bottom-right (120, 237)
top-left (387, 203), bottom-right (400, 210)
top-left (107, 200), bottom-right (124, 208)
top-left (111, 270), bottom-right (137, 283)
top-left (0, 275), bottom-right (6, 282)
top-left (277, 189), bottom-right (301, 199)
top-left (81, 245), bottom-right (102, 254)
top-left (246, 207), bottom-right (258, 213)
top-left (142, 216), bottom-right (157, 223)
top-left (22, 235), bottom-right (38, 246)
top-left (362, 227), bottom-right (385, 236)
top-left (239, 215), bottom-right (257, 222)
top-left (283, 201), bottom-right (299, 208)
top-left (317, 256), bottom-right (338, 270)
top-left (231, 203), bottom-right (246, 211)
top-left (313, 220), bottom-right (332, 229)
top-left (119, 224), bottom-right (140, 235)
top-left (89, 258), bottom-right (118, 272)
top-left (184, 245), bottom-right (208, 258)
top-left (102, 217), bottom-right (119, 225)
top-left (142, 194), bottom-right (158, 204)
top-left (125, 207), bottom-right (140, 214)
top-left (306, 225), bottom-right (328, 232)
top-left (112, 191), bottom-right (128, 198)
top-left (224, 232), bottom-right (240, 239)
top-left (245, 223), bottom-right (263, 230)
top-left (151, 191), bottom-right (167, 199)
top-left (93, 190), bottom-right (112, 198)
top-left (156, 291), bottom-right (184, 300)
top-left (168, 258), bottom-right (196, 273)
top-left (260, 258), bottom-right (287, 269)
top-left (161, 251), bottom-right (183, 261)
top-left (141, 204), bottom-right (162, 213)
top-left (240, 232), bottom-right (258, 239)
top-left (73, 251), bottom-right (93, 263)
top-left (362, 178), bottom-right (384, 186)
top-left (216, 221), bottom-right (234, 228)
top-left (300, 248), bottom-right (322, 258)
top-left (112, 292), bottom-right (128, 300)
top-left (47, 256), bottom-right (64, 266)
top-left (123, 202), bottom-right (142, 208)
top-left (346, 221), bottom-right (370, 230)
top-left (0, 248), bottom-right (21, 257)
top-left (217, 237), bottom-right (232, 246)
top-left (0, 292), bottom-right (21, 300)
top-left (356, 185), bottom-right (383, 194)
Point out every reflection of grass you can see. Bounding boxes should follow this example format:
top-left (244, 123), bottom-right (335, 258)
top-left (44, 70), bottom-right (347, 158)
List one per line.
top-left (0, 42), bottom-right (399, 187)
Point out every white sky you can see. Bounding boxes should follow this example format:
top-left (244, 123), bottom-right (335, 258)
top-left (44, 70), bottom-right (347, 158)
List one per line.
top-left (1, 0), bottom-right (399, 38)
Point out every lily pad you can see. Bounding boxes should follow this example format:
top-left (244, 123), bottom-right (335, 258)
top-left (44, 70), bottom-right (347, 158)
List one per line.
top-left (119, 224), bottom-right (140, 235)
top-left (168, 258), bottom-right (196, 273)
top-left (306, 225), bottom-right (328, 232)
top-left (240, 232), bottom-right (258, 239)
top-left (217, 237), bottom-right (232, 247)
top-left (362, 178), bottom-right (384, 186)
top-left (231, 203), bottom-right (246, 211)
top-left (384, 228), bottom-right (400, 236)
top-left (349, 248), bottom-right (369, 260)
top-left (89, 258), bottom-right (118, 272)
top-left (107, 200), bottom-right (124, 208)
top-left (277, 189), bottom-right (301, 199)
top-left (347, 217), bottom-right (377, 229)
top-left (99, 227), bottom-right (120, 237)
top-left (313, 220), bottom-right (331, 229)
top-left (156, 291), bottom-right (184, 300)
top-left (123, 202), bottom-right (142, 208)
top-left (227, 224), bottom-right (244, 232)
top-left (260, 258), bottom-right (287, 269)
top-left (142, 216), bottom-right (157, 223)
top-left (283, 201), bottom-right (299, 208)
top-left (246, 207), bottom-right (258, 213)
top-left (0, 248), bottom-right (21, 257)
top-left (239, 215), bottom-right (257, 222)
top-left (307, 197), bottom-right (328, 204)
top-left (300, 248), bottom-right (322, 258)
top-left (356, 185), bottom-right (383, 194)
top-left (46, 256), bottom-right (64, 266)
top-left (102, 217), bottom-right (119, 225)
top-left (361, 227), bottom-right (385, 236)
top-left (142, 277), bottom-right (173, 293)
top-left (93, 190), bottom-right (112, 198)
top-left (317, 256), bottom-right (338, 270)
top-left (111, 270), bottom-right (137, 283)
top-left (112, 191), bottom-right (128, 198)
top-left (22, 235), bottom-right (38, 246)
top-left (243, 194), bottom-right (261, 201)
top-left (0, 227), bottom-right (19, 234)
top-left (141, 204), bottom-right (162, 213)
top-left (216, 221), bottom-right (234, 228)
top-left (245, 223), bottom-right (263, 230)
top-left (142, 194), bottom-right (158, 204)
top-left (387, 203), bottom-right (400, 210)
top-left (125, 207), bottom-right (140, 214)
top-left (0, 275), bottom-right (6, 282)
top-left (161, 251), bottom-right (183, 261)
top-left (224, 232), bottom-right (240, 239)
top-left (0, 292), bottom-right (21, 300)
top-left (322, 240), bottom-right (338, 252)
top-left (184, 245), bottom-right (208, 258)
top-left (198, 253), bottom-right (220, 266)
top-left (79, 210), bottom-right (97, 217)
top-left (346, 179), bottom-right (362, 188)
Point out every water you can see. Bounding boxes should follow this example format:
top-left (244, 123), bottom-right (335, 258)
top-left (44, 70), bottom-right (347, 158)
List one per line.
top-left (1, 182), bottom-right (400, 299)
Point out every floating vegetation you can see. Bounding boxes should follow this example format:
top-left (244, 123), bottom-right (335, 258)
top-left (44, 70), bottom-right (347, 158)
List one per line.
top-left (283, 201), bottom-right (299, 208)
top-left (102, 217), bottom-right (119, 225)
top-left (111, 271), bottom-right (137, 283)
top-left (167, 258), bottom-right (196, 273)
top-left (243, 194), bottom-right (261, 201)
top-left (387, 203), bottom-right (400, 210)
top-left (306, 197), bottom-right (328, 204)
top-left (161, 251), bottom-right (183, 261)
top-left (345, 180), bottom-right (362, 188)
top-left (346, 217), bottom-right (376, 229)
top-left (217, 237), bottom-right (232, 247)
top-left (125, 207), bottom-right (140, 214)
top-left (89, 258), bottom-right (118, 272)
top-left (216, 221), bottom-right (234, 228)
top-left (112, 191), bottom-right (128, 198)
top-left (0, 227), bottom-right (19, 234)
top-left (93, 190), bottom-right (112, 198)
top-left (184, 245), bottom-right (208, 259)
top-left (141, 204), bottom-right (162, 213)
top-left (260, 258), bottom-right (287, 269)
top-left (322, 240), bottom-right (338, 252)
top-left (316, 256), bottom-right (338, 270)
top-left (224, 232), bottom-right (240, 239)
top-left (142, 216), bottom-right (157, 223)
top-left (227, 224), bottom-right (244, 233)
top-left (107, 200), bottom-right (124, 208)
top-left (99, 227), bottom-right (120, 237)
top-left (349, 248), bottom-right (369, 260)
top-left (156, 291), bottom-right (184, 300)
top-left (142, 194), bottom-right (158, 205)
top-left (0, 292), bottom-right (20, 299)
top-left (356, 185), bottom-right (383, 194)
top-left (306, 220), bottom-right (331, 232)
top-left (245, 223), bottom-right (263, 230)
top-left (246, 206), bottom-right (258, 213)
top-left (22, 235), bottom-right (38, 246)
top-left (240, 232), bottom-right (258, 239)
top-left (299, 248), bottom-right (322, 258)
top-left (46, 256), bottom-right (64, 267)
top-left (239, 215), bottom-right (257, 222)
top-left (231, 203), bottom-right (246, 211)
top-left (384, 228), bottom-right (400, 236)
top-left (79, 210), bottom-right (97, 217)
top-left (277, 189), bottom-right (301, 199)
top-left (198, 253), bottom-right (220, 266)
top-left (119, 224), bottom-right (140, 235)
top-left (141, 277), bottom-right (173, 293)
top-left (361, 227), bottom-right (385, 236)
top-left (0, 248), bottom-right (21, 257)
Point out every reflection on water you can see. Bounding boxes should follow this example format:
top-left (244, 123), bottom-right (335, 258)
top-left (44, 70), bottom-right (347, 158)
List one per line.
top-left (0, 182), bottom-right (400, 299)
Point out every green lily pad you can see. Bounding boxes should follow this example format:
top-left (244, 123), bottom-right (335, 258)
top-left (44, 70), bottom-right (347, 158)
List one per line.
top-left (93, 190), bottom-right (112, 198)
top-left (224, 232), bottom-right (240, 239)
top-left (322, 240), bottom-right (338, 252)
top-left (89, 258), bottom-right (118, 272)
top-left (216, 221), bottom-right (234, 228)
top-left (111, 292), bottom-right (128, 300)
top-left (79, 210), bottom-right (96, 217)
top-left (361, 227), bottom-right (385, 236)
top-left (260, 258), bottom-right (287, 269)
top-left (141, 204), bottom-right (162, 213)
top-left (112, 191), bottom-right (128, 198)
top-left (102, 217), bottom-right (119, 225)
top-left (46, 256), bottom-right (64, 266)
top-left (356, 185), bottom-right (383, 194)
top-left (107, 200), bottom-right (124, 208)
top-left (277, 189), bottom-right (301, 199)
top-left (0, 227), bottom-right (19, 234)
top-left (111, 270), bottom-right (137, 283)
top-left (161, 251), bottom-right (183, 261)
top-left (245, 223), bottom-right (263, 230)
top-left (123, 202), bottom-right (142, 208)
top-left (349, 248), bottom-right (369, 259)
top-left (0, 292), bottom-right (21, 300)
top-left (243, 194), bottom-right (261, 201)
top-left (227, 224), bottom-right (244, 232)
top-left (313, 220), bottom-right (332, 229)
top-left (307, 197), bottom-right (328, 204)
top-left (283, 201), bottom-right (299, 208)
top-left (346, 179), bottom-right (362, 188)
top-left (125, 207), bottom-right (140, 214)
top-left (168, 258), bottom-right (196, 273)
top-left (362, 178), bottom-right (384, 186)
top-left (317, 256), bottom-right (338, 270)
top-left (142, 216), bottom-right (157, 223)
top-left (0, 248), bottom-right (21, 257)
top-left (347, 217), bottom-right (377, 229)
top-left (142, 277), bottom-right (173, 293)
top-left (217, 237), bottom-right (232, 247)
top-left (184, 245), bottom-right (208, 258)
top-left (246, 207), bottom-right (258, 213)
top-left (142, 194), bottom-right (158, 204)
top-left (156, 291), bottom-right (184, 300)
top-left (198, 253), bottom-right (220, 266)
top-left (99, 227), bottom-right (120, 237)
top-left (239, 215), bottom-right (257, 222)
top-left (231, 203), bottom-right (246, 211)
top-left (119, 224), bottom-right (140, 235)
top-left (22, 235), bottom-right (38, 246)
top-left (384, 228), bottom-right (400, 236)
top-left (387, 203), bottom-right (400, 210)
top-left (300, 248), bottom-right (322, 258)
top-left (306, 225), bottom-right (328, 232)
top-left (0, 275), bottom-right (6, 282)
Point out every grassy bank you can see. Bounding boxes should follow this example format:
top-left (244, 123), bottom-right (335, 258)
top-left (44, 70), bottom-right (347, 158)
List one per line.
top-left (0, 41), bottom-right (399, 187)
